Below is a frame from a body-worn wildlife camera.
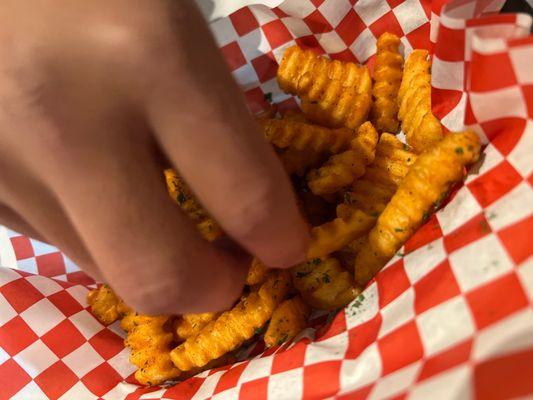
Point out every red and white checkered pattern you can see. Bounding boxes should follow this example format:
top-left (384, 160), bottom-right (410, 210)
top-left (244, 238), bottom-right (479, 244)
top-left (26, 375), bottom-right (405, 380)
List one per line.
top-left (1, 0), bottom-right (532, 398)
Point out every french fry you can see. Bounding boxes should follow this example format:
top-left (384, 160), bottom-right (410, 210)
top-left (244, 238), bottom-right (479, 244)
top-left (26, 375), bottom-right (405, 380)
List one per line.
top-left (170, 271), bottom-right (291, 371)
top-left (262, 118), bottom-right (354, 154)
top-left (354, 131), bottom-right (481, 285)
top-left (398, 50), bottom-right (443, 153)
top-left (370, 33), bottom-right (403, 133)
top-left (307, 210), bottom-right (376, 260)
top-left (307, 121), bottom-right (378, 195)
top-left (87, 285), bottom-right (130, 325)
top-left (122, 314), bottom-right (180, 386)
top-left (246, 257), bottom-right (269, 286)
top-left (341, 133), bottom-right (418, 216)
top-left (164, 169), bottom-right (223, 242)
top-left (277, 46), bottom-right (372, 130)
top-left (175, 312), bottom-right (218, 341)
top-left (292, 257), bottom-right (359, 310)
top-left (264, 296), bottom-right (310, 347)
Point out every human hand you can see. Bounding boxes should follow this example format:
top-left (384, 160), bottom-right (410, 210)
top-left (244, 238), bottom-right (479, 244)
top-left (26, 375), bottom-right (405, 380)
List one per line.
top-left (0, 0), bottom-right (308, 314)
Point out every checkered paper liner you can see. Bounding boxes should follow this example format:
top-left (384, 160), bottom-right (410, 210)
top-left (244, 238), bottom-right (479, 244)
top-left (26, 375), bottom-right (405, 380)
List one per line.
top-left (1, 0), bottom-right (532, 398)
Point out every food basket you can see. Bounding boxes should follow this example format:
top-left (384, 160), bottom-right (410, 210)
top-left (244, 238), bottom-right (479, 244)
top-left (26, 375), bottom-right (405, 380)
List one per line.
top-left (0, 0), bottom-right (532, 398)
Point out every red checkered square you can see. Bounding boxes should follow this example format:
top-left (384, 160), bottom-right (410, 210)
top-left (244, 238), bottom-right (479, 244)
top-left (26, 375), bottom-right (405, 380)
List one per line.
top-left (369, 10), bottom-right (404, 38)
top-left (435, 25), bottom-right (465, 62)
top-left (34, 361), bottom-right (78, 399)
top-left (474, 349), bottom-right (533, 400)
top-left (35, 252), bottom-right (65, 277)
top-left (387, 0), bottom-right (404, 8)
top-left (443, 213), bottom-right (491, 254)
top-left (239, 377), bottom-right (269, 400)
top-left (262, 20), bottom-right (293, 49)
top-left (405, 22), bottom-right (431, 51)
top-left (0, 278), bottom-right (44, 313)
top-left (0, 359), bottom-right (32, 399)
top-left (316, 311), bottom-right (347, 342)
top-left (81, 362), bottom-right (122, 396)
top-left (345, 314), bottom-right (382, 359)
top-left (336, 9), bottom-right (366, 46)
top-left (0, 316), bottom-right (38, 356)
top-left (65, 271), bottom-right (95, 286)
top-left (303, 361), bottom-right (342, 399)
top-left (337, 384), bottom-right (374, 400)
top-left (214, 362), bottom-right (248, 395)
top-left (220, 41), bottom-right (247, 71)
top-left (89, 329), bottom-right (124, 360)
top-left (467, 273), bottom-right (529, 330)
top-left (481, 118), bottom-right (526, 155)
top-left (47, 290), bottom-right (84, 317)
top-left (378, 321), bottom-right (423, 375)
top-left (251, 52), bottom-right (278, 83)
top-left (470, 51), bottom-right (517, 92)
top-left (522, 85), bottom-right (533, 118)
top-left (10, 236), bottom-right (34, 260)
top-left (41, 319), bottom-right (85, 358)
top-left (271, 341), bottom-right (307, 374)
top-left (417, 339), bottom-right (472, 381)
top-left (414, 260), bottom-right (461, 314)
top-left (245, 87), bottom-right (270, 114)
top-left (304, 10), bottom-right (333, 34)
top-left (376, 260), bottom-right (410, 308)
top-left (330, 48), bottom-right (359, 62)
top-left (497, 216), bottom-right (533, 265)
top-left (229, 7), bottom-right (260, 37)
top-left (404, 215), bottom-right (443, 253)
top-left (163, 376), bottom-right (206, 399)
top-left (467, 160), bottom-right (523, 208)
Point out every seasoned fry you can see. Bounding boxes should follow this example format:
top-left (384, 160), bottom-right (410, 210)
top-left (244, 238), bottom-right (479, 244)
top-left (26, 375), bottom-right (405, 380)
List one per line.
top-left (354, 131), bottom-right (481, 285)
top-left (398, 50), bottom-right (443, 153)
top-left (262, 118), bottom-right (354, 154)
top-left (307, 121), bottom-right (378, 195)
top-left (264, 296), bottom-right (310, 347)
top-left (292, 257), bottom-right (359, 310)
top-left (122, 314), bottom-right (180, 386)
top-left (170, 271), bottom-right (291, 371)
top-left (307, 210), bottom-right (376, 260)
top-left (175, 312), bottom-right (218, 341)
top-left (370, 33), bottom-right (403, 133)
top-left (277, 46), bottom-right (372, 130)
top-left (87, 285), bottom-right (130, 325)
top-left (246, 257), bottom-right (269, 286)
top-left (164, 169), bottom-right (223, 242)
top-left (341, 133), bottom-right (418, 216)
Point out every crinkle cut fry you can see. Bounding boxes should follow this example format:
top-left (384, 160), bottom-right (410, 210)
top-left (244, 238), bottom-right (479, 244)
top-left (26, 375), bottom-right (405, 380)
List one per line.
top-left (277, 45), bottom-right (372, 130)
top-left (370, 32), bottom-right (403, 133)
top-left (341, 133), bottom-right (418, 216)
top-left (122, 314), bottom-right (180, 385)
top-left (164, 169), bottom-right (222, 242)
top-left (292, 257), bottom-right (359, 310)
top-left (87, 285), bottom-right (130, 325)
top-left (264, 296), bottom-right (310, 347)
top-left (354, 131), bottom-right (481, 286)
top-left (307, 209), bottom-right (376, 260)
top-left (170, 270), bottom-right (291, 371)
top-left (246, 257), bottom-right (269, 285)
top-left (307, 121), bottom-right (379, 196)
top-left (175, 312), bottom-right (218, 341)
top-left (262, 118), bottom-right (354, 154)
top-left (397, 50), bottom-right (443, 153)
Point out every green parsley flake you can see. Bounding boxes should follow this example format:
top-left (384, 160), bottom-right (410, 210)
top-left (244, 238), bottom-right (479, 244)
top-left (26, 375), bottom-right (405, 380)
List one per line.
top-left (263, 92), bottom-right (273, 102)
top-left (455, 147), bottom-right (464, 155)
top-left (312, 258), bottom-right (322, 265)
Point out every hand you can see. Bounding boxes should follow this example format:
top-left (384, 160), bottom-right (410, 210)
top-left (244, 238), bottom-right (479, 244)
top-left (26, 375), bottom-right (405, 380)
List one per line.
top-left (0, 0), bottom-right (308, 314)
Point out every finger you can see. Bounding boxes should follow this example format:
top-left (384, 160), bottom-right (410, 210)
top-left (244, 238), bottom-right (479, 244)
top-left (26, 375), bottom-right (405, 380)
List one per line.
top-left (0, 177), bottom-right (103, 281)
top-left (0, 203), bottom-right (48, 242)
top-left (44, 124), bottom-right (248, 314)
top-left (144, 1), bottom-right (309, 268)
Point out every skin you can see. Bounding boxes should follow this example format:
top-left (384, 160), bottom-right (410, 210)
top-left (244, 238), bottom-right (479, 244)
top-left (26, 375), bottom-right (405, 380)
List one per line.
top-left (0, 0), bottom-right (309, 314)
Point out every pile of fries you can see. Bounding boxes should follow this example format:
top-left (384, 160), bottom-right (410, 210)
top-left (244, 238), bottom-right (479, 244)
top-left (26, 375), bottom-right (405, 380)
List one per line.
top-left (87, 32), bottom-right (481, 386)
